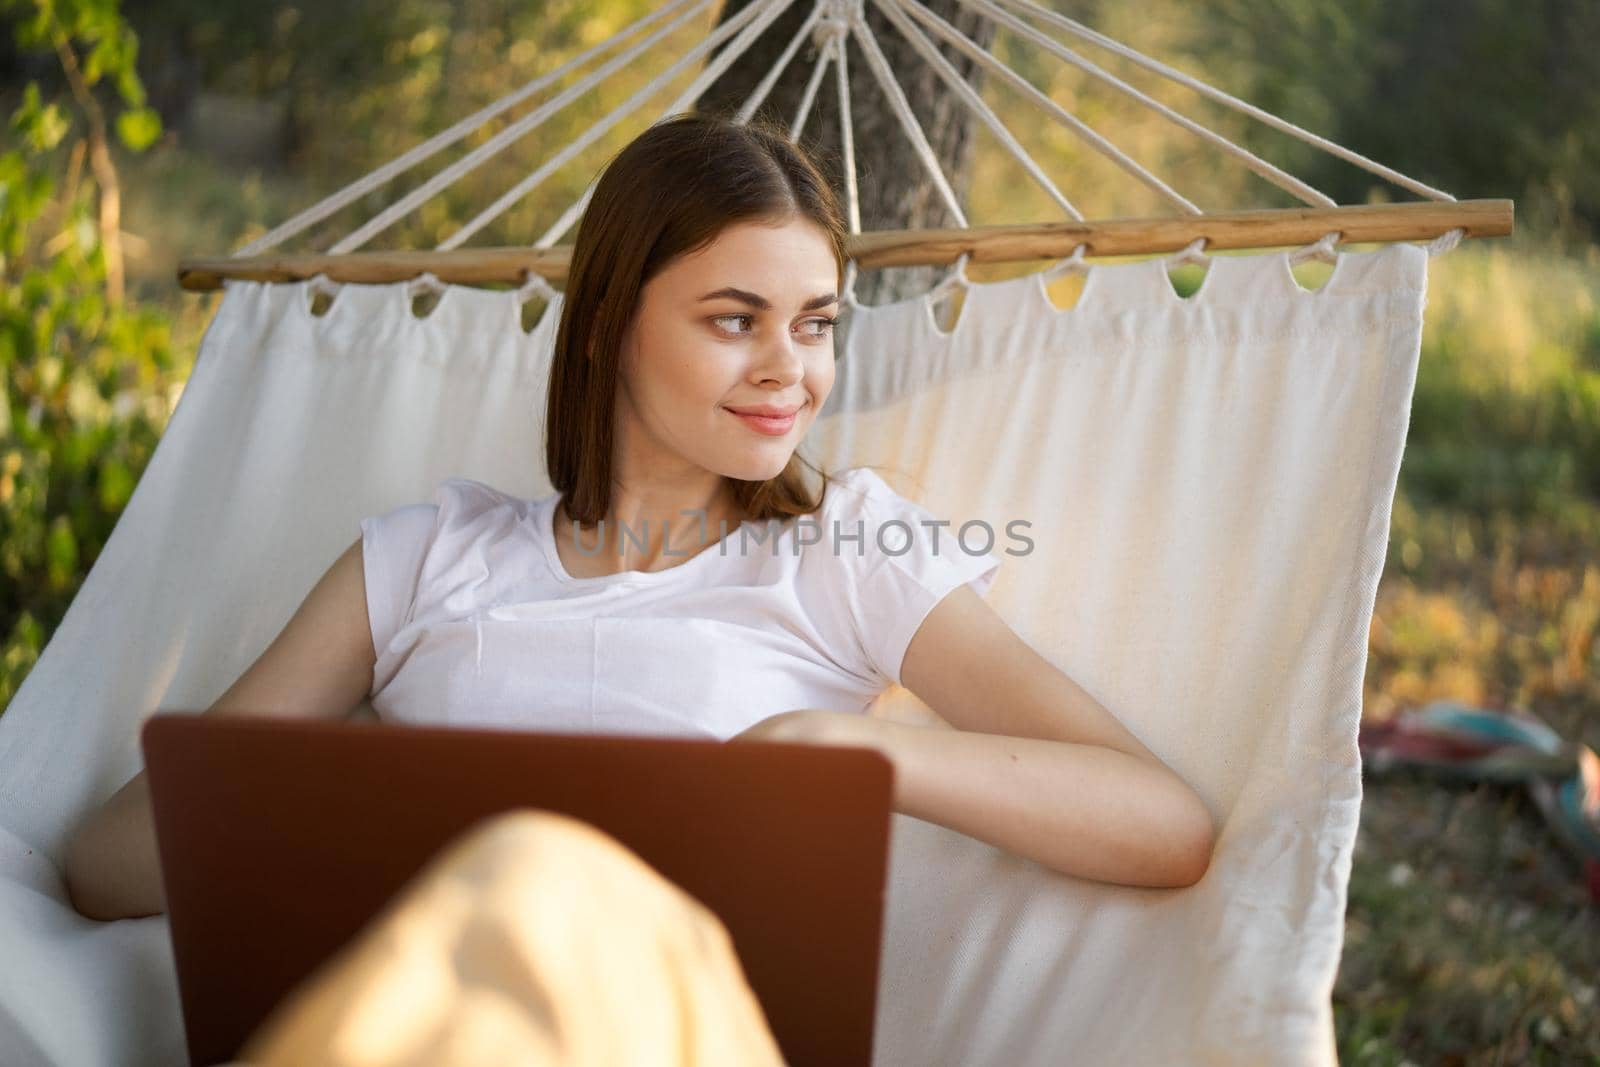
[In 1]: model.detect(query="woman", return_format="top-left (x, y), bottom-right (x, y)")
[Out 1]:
top-left (63, 113), bottom-right (1215, 927)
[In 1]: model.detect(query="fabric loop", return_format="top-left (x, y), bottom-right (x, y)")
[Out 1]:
top-left (1165, 237), bottom-right (1211, 269)
top-left (1426, 226), bottom-right (1466, 257)
top-left (516, 270), bottom-right (559, 304)
top-left (1288, 231), bottom-right (1344, 267)
top-left (927, 251), bottom-right (972, 304)
top-left (306, 272), bottom-right (343, 300)
top-left (1041, 243), bottom-right (1091, 282)
top-left (840, 259), bottom-right (860, 309)
top-left (407, 271), bottom-right (447, 300)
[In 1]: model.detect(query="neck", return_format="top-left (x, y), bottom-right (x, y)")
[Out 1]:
top-left (554, 484), bottom-right (747, 575)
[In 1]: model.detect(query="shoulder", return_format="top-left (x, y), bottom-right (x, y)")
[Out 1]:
top-left (359, 477), bottom-right (533, 558)
top-left (829, 465), bottom-right (892, 493)
top-left (361, 477), bottom-right (528, 577)
top-left (812, 465), bottom-right (991, 579)
top-left (424, 476), bottom-right (545, 537)
top-left (800, 467), bottom-right (1004, 688)
top-left (415, 474), bottom-right (552, 566)
top-left (432, 475), bottom-right (529, 515)
top-left (818, 465), bottom-right (953, 538)
top-left (819, 465), bottom-right (900, 518)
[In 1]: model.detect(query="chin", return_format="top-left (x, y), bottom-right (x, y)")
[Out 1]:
top-left (721, 451), bottom-right (793, 483)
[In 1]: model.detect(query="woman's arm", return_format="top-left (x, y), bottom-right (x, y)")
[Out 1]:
top-left (829, 714), bottom-right (1212, 888)
top-left (783, 583), bottom-right (1215, 888)
top-left (63, 537), bottom-right (378, 921)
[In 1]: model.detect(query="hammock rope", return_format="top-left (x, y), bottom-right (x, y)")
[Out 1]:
top-left (232, 0), bottom-right (709, 259)
top-left (993, 0), bottom-right (1460, 203)
top-left (201, 0), bottom-right (1490, 295)
top-left (453, 0), bottom-right (807, 252)
top-left (826, 16), bottom-right (861, 234)
top-left (952, 0), bottom-right (1334, 209)
top-left (883, 0), bottom-right (1199, 216)
top-left (353, 0), bottom-right (767, 255)
top-left (786, 10), bottom-right (836, 136)
top-left (818, 20), bottom-right (867, 308)
top-left (521, 0), bottom-right (848, 259)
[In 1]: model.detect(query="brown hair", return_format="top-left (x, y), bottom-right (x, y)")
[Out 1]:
top-left (544, 112), bottom-right (849, 528)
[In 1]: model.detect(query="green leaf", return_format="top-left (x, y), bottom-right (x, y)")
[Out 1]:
top-left (115, 66), bottom-right (146, 109)
top-left (98, 454), bottom-right (133, 511)
top-left (45, 515), bottom-right (79, 591)
top-left (10, 83), bottom-right (72, 154)
top-left (114, 106), bottom-right (161, 152)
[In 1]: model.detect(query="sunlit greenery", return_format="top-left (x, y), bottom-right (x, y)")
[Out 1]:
top-left (1, 0), bottom-right (185, 709)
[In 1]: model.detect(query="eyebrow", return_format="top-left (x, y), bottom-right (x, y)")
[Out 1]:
top-left (698, 286), bottom-right (838, 311)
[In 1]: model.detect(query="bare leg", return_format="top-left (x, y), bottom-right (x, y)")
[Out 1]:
top-left (235, 810), bottom-right (787, 1067)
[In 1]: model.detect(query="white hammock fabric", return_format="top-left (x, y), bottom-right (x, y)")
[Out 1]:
top-left (0, 240), bottom-right (1428, 1065)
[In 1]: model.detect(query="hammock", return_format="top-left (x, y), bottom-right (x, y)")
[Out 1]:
top-left (0, 0), bottom-right (1505, 1064)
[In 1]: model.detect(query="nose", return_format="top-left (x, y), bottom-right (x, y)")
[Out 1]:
top-left (752, 334), bottom-right (807, 388)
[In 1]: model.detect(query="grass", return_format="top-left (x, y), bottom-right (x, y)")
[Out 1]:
top-left (1335, 233), bottom-right (1600, 1061)
top-left (1340, 772), bottom-right (1599, 1065)
top-left (1338, 484), bottom-right (1600, 1062)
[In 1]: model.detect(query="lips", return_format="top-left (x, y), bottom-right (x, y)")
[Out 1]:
top-left (725, 403), bottom-right (803, 417)
top-left (726, 404), bottom-right (802, 436)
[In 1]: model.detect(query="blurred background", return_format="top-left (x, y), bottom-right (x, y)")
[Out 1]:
top-left (2, 0), bottom-right (1596, 1061)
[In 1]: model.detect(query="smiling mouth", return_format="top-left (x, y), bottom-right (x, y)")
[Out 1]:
top-left (724, 403), bottom-right (804, 418)
top-left (726, 406), bottom-right (802, 434)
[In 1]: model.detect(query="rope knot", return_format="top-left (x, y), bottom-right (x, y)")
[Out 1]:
top-left (811, 0), bottom-right (858, 49)
top-left (811, 16), bottom-right (848, 49)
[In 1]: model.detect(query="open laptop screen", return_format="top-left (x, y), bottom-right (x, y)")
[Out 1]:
top-left (142, 713), bottom-right (894, 1067)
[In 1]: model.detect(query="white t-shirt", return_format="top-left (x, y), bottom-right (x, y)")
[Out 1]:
top-left (358, 466), bottom-right (1002, 741)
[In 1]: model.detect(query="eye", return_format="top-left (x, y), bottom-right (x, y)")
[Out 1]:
top-left (711, 314), bottom-right (838, 339)
top-left (712, 314), bottom-right (754, 335)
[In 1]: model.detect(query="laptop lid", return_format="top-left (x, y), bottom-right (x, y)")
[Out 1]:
top-left (141, 712), bottom-right (895, 1067)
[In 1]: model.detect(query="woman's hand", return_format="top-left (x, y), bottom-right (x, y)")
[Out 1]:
top-left (725, 709), bottom-right (884, 752)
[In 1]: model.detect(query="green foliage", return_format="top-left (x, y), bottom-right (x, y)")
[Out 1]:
top-left (6, 0), bottom-right (152, 110)
top-left (114, 106), bottom-right (160, 150)
top-left (110, 0), bottom-right (670, 251)
top-left (1189, 0), bottom-right (1600, 247)
top-left (1402, 240), bottom-right (1600, 515)
top-left (0, 0), bottom-right (181, 715)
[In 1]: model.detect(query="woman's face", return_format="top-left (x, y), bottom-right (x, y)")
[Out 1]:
top-left (613, 217), bottom-right (840, 486)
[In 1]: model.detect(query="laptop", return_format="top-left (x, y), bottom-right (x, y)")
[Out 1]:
top-left (141, 712), bottom-right (896, 1067)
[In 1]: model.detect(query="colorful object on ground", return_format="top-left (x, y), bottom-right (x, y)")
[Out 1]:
top-left (1358, 699), bottom-right (1600, 904)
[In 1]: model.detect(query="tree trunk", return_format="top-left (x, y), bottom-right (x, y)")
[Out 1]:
top-left (692, 0), bottom-right (995, 309)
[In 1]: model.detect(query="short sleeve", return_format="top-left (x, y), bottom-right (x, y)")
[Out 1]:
top-left (359, 501), bottom-right (440, 665)
top-left (823, 467), bottom-right (1002, 689)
